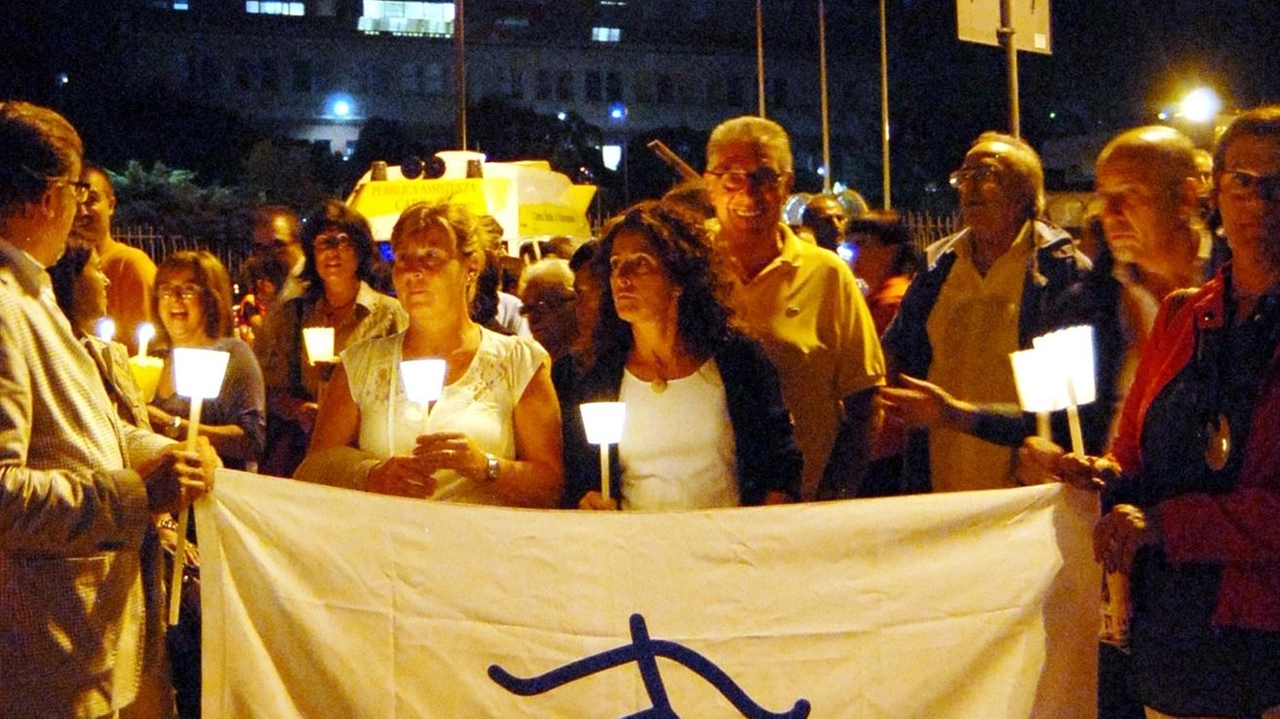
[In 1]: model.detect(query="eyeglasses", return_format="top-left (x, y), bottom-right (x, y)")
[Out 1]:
top-left (706, 167), bottom-right (785, 192)
top-left (948, 164), bottom-right (1000, 189)
top-left (519, 293), bottom-right (577, 316)
top-left (51, 177), bottom-right (91, 203)
top-left (315, 233), bottom-right (355, 252)
top-left (1218, 169), bottom-right (1280, 202)
top-left (157, 283), bottom-right (204, 301)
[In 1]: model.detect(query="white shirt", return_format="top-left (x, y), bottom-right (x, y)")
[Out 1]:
top-left (617, 359), bottom-right (739, 511)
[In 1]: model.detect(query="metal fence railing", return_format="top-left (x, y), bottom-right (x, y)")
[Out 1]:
top-left (901, 211), bottom-right (960, 255)
top-left (114, 225), bottom-right (252, 286)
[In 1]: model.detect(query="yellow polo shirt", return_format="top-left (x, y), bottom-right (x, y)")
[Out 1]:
top-left (728, 224), bottom-right (886, 500)
top-left (925, 227), bottom-right (1033, 492)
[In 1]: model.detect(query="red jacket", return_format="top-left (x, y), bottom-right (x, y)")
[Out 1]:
top-left (1113, 271), bottom-right (1280, 630)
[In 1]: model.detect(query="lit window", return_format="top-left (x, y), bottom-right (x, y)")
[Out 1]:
top-left (360, 1), bottom-right (454, 37)
top-left (591, 27), bottom-right (621, 43)
top-left (246, 1), bottom-right (306, 15)
top-left (599, 1), bottom-right (627, 6)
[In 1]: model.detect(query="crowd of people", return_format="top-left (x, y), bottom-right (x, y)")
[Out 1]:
top-left (1, 96), bottom-right (1278, 719)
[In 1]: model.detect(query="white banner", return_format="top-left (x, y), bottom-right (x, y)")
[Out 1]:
top-left (196, 471), bottom-right (1099, 718)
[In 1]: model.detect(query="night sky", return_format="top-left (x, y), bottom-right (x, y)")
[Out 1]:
top-left (2, 0), bottom-right (1278, 204)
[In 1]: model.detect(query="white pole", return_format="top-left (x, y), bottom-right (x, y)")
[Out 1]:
top-left (879, 0), bottom-right (892, 209)
top-left (755, 0), bottom-right (766, 117)
top-left (168, 395), bottom-right (203, 626)
top-left (818, 0), bottom-right (832, 193)
top-left (599, 444), bottom-right (611, 501)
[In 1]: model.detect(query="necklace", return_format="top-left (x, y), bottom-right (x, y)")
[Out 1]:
top-left (322, 295), bottom-right (357, 324)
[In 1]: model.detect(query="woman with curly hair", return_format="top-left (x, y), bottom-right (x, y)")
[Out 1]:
top-left (562, 200), bottom-right (801, 510)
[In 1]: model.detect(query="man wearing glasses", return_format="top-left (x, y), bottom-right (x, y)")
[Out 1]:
top-left (70, 165), bottom-right (157, 355)
top-left (703, 115), bottom-right (885, 501)
top-left (880, 132), bottom-right (1091, 495)
top-left (0, 101), bottom-right (219, 718)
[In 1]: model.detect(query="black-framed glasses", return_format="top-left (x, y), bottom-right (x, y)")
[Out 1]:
top-left (518, 293), bottom-right (577, 316)
top-left (948, 164), bottom-right (1000, 189)
top-left (706, 167), bottom-right (785, 192)
top-left (1219, 169), bottom-right (1280, 202)
top-left (315, 233), bottom-right (355, 252)
top-left (157, 283), bottom-right (205, 301)
top-left (51, 177), bottom-right (91, 203)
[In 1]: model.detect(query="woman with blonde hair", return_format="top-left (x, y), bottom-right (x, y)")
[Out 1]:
top-left (297, 200), bottom-right (562, 507)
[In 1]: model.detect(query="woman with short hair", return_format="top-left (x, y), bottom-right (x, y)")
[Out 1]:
top-left (297, 200), bottom-right (563, 508)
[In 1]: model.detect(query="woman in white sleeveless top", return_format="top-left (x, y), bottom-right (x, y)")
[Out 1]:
top-left (562, 201), bottom-right (801, 511)
top-left (296, 201), bottom-right (563, 508)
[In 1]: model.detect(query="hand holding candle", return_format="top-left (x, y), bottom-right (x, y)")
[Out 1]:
top-left (167, 347), bottom-right (231, 626)
top-left (579, 402), bottom-right (626, 501)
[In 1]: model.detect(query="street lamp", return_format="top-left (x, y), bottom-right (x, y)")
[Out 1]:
top-left (1178, 87), bottom-right (1221, 124)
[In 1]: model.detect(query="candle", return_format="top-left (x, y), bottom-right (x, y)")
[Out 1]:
top-left (401, 358), bottom-right (447, 435)
top-left (579, 402), bottom-right (626, 501)
top-left (302, 326), bottom-right (336, 365)
top-left (1033, 326), bottom-right (1096, 455)
top-left (135, 321), bottom-right (155, 359)
top-left (128, 356), bottom-right (164, 403)
top-left (167, 347), bottom-right (231, 626)
top-left (94, 317), bottom-right (116, 342)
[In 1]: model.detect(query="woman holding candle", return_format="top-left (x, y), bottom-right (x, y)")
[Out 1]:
top-left (1038, 107), bottom-right (1280, 719)
top-left (297, 200), bottom-right (563, 508)
top-left (148, 250), bottom-right (266, 471)
top-left (49, 242), bottom-right (151, 429)
top-left (256, 199), bottom-right (405, 477)
top-left (562, 200), bottom-right (802, 510)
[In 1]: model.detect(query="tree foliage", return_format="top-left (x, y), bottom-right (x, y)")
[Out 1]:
top-left (109, 160), bottom-right (254, 244)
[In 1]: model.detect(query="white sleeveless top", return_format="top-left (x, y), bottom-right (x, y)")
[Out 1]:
top-left (341, 327), bottom-right (547, 504)
top-left (617, 359), bottom-right (739, 511)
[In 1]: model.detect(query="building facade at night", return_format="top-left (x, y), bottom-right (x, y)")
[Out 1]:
top-left (122, 0), bottom-right (879, 180)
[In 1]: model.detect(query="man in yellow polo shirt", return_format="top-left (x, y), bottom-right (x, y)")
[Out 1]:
top-left (704, 116), bottom-right (886, 501)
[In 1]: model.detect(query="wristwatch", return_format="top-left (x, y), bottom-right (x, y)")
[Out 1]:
top-left (163, 415), bottom-right (182, 439)
top-left (484, 453), bottom-right (500, 483)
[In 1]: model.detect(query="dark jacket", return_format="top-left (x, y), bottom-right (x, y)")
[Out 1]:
top-left (560, 330), bottom-right (803, 508)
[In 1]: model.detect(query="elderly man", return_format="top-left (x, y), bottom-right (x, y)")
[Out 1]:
top-left (518, 257), bottom-right (578, 363)
top-left (703, 116), bottom-right (885, 501)
top-left (0, 101), bottom-right (218, 719)
top-left (1094, 126), bottom-right (1226, 426)
top-left (913, 128), bottom-right (1224, 492)
top-left (70, 165), bottom-right (156, 354)
top-left (880, 132), bottom-right (1091, 494)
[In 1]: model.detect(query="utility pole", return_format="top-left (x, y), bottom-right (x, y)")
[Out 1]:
top-left (455, 0), bottom-right (467, 149)
top-left (998, 0), bottom-right (1021, 138)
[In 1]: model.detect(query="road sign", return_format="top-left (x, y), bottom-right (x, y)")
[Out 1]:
top-left (957, 0), bottom-right (1052, 55)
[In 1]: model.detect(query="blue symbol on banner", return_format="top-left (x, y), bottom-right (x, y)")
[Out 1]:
top-left (488, 613), bottom-right (811, 719)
